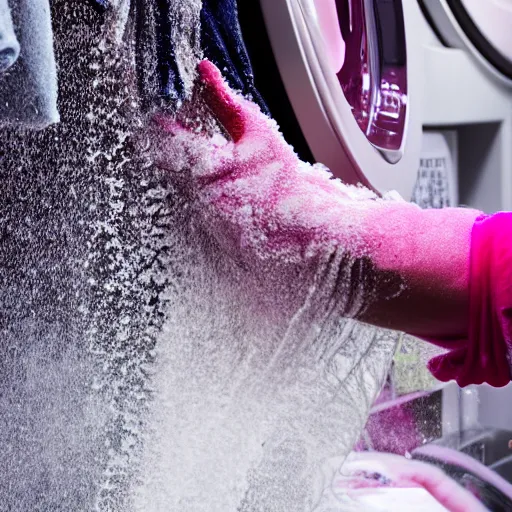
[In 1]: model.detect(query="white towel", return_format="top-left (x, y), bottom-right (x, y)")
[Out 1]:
top-left (0, 0), bottom-right (19, 72)
top-left (0, 0), bottom-right (59, 129)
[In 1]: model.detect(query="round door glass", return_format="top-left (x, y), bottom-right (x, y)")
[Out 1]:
top-left (334, 0), bottom-right (408, 160)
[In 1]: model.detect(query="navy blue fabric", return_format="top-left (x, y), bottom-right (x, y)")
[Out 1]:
top-left (87, 0), bottom-right (268, 112)
top-left (153, 0), bottom-right (185, 102)
top-left (88, 0), bottom-right (185, 104)
top-left (201, 0), bottom-right (270, 115)
top-left (89, 0), bottom-right (110, 14)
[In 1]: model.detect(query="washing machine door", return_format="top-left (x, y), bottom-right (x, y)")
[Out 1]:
top-left (258, 0), bottom-right (423, 200)
top-left (421, 0), bottom-right (512, 85)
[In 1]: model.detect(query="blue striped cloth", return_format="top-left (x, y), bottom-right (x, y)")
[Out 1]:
top-left (200, 0), bottom-right (269, 115)
top-left (87, 0), bottom-right (269, 113)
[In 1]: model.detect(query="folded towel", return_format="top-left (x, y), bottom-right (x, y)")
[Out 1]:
top-left (0, 0), bottom-right (59, 129)
top-left (0, 0), bottom-right (19, 73)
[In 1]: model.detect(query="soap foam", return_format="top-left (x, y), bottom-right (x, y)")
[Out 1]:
top-left (0, 4), bottom-right (401, 511)
top-left (134, 80), bottom-right (403, 509)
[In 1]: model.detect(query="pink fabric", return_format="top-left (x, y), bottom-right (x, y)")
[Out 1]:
top-left (366, 204), bottom-right (477, 339)
top-left (355, 385), bottom-right (422, 456)
top-left (428, 213), bottom-right (512, 388)
top-left (339, 452), bottom-right (488, 512)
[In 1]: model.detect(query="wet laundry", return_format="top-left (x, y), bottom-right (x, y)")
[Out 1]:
top-left (87, 0), bottom-right (267, 114)
top-left (88, 0), bottom-right (110, 13)
top-left (130, 0), bottom-right (201, 110)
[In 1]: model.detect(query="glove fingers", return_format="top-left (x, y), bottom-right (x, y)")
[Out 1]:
top-left (197, 59), bottom-right (246, 143)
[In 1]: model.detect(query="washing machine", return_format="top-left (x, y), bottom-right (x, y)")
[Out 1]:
top-left (237, 0), bottom-right (423, 200)
top-left (420, 0), bottom-right (512, 86)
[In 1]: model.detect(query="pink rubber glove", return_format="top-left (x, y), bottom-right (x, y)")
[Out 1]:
top-left (428, 213), bottom-right (512, 387)
top-left (153, 60), bottom-right (511, 387)
top-left (154, 60), bottom-right (409, 319)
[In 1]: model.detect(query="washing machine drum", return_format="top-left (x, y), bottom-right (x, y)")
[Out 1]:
top-left (239, 0), bottom-right (422, 200)
top-left (422, 0), bottom-right (512, 84)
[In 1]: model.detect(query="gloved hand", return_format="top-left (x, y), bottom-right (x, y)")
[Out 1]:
top-left (153, 59), bottom-right (407, 319)
top-left (153, 60), bottom-right (506, 387)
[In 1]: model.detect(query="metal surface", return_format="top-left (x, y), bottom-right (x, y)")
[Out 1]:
top-left (420, 0), bottom-right (512, 85)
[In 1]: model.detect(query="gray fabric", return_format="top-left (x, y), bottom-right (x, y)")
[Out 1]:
top-left (0, 0), bottom-right (58, 129)
top-left (0, 0), bottom-right (19, 72)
